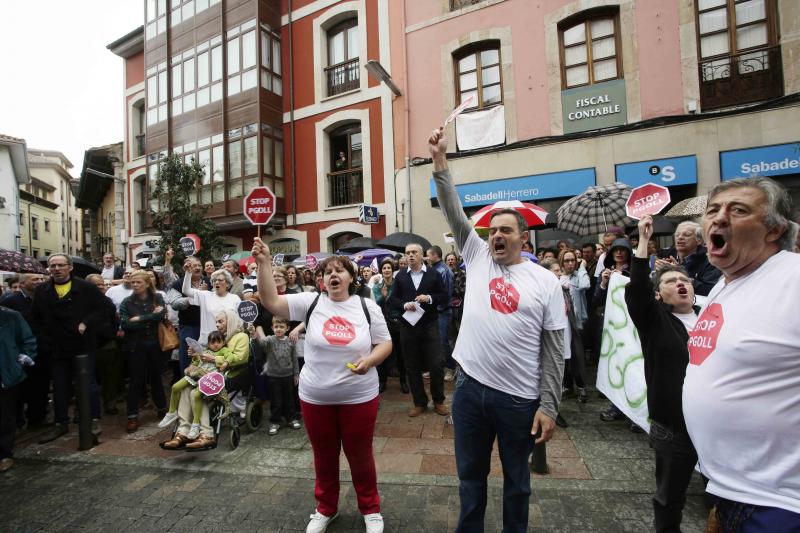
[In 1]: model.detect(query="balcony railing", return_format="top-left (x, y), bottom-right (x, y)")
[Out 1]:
top-left (135, 134), bottom-right (146, 158)
top-left (698, 46), bottom-right (783, 110)
top-left (324, 58), bottom-right (360, 97)
top-left (450, 0), bottom-right (483, 9)
top-left (327, 169), bottom-right (363, 207)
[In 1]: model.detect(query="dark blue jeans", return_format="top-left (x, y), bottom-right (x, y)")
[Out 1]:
top-left (52, 354), bottom-right (101, 425)
top-left (452, 370), bottom-right (539, 533)
top-left (178, 324), bottom-right (200, 372)
top-left (125, 339), bottom-right (167, 418)
top-left (438, 308), bottom-right (455, 369)
top-left (715, 497), bottom-right (800, 532)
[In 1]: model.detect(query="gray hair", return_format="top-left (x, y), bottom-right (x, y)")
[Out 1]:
top-left (676, 221), bottom-right (703, 245)
top-left (210, 268), bottom-right (233, 289)
top-left (707, 177), bottom-right (798, 252)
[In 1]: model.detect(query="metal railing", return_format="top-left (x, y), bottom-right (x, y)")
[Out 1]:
top-left (698, 46), bottom-right (783, 110)
top-left (324, 58), bottom-right (360, 96)
top-left (327, 169), bottom-right (363, 207)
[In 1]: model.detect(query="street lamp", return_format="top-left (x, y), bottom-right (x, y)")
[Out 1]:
top-left (364, 60), bottom-right (402, 96)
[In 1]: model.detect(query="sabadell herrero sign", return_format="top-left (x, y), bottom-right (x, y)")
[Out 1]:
top-left (562, 79), bottom-right (628, 134)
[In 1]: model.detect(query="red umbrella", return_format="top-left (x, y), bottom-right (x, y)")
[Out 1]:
top-left (470, 201), bottom-right (549, 229)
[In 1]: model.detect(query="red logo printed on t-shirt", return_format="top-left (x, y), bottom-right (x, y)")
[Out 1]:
top-left (687, 303), bottom-right (724, 366)
top-left (489, 277), bottom-right (519, 314)
top-left (322, 316), bottom-right (356, 346)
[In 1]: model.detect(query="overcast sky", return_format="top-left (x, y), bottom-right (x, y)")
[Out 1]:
top-left (0, 0), bottom-right (143, 174)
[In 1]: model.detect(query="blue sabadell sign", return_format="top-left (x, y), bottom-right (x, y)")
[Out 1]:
top-left (615, 155), bottom-right (697, 188)
top-left (720, 142), bottom-right (800, 180)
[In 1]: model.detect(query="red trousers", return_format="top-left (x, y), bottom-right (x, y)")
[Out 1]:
top-left (301, 397), bottom-right (381, 516)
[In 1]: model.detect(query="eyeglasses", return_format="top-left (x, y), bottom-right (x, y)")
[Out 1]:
top-left (49, 263), bottom-right (69, 268)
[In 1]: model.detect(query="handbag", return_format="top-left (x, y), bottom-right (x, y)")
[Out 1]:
top-left (158, 320), bottom-right (180, 351)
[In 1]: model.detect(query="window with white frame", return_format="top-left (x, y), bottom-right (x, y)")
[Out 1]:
top-left (146, 0), bottom-right (167, 40)
top-left (325, 19), bottom-right (360, 96)
top-left (170, 35), bottom-right (224, 118)
top-left (227, 20), bottom-right (258, 97)
top-left (261, 24), bottom-right (282, 95)
top-left (170, 0), bottom-right (219, 28)
top-left (146, 62), bottom-right (168, 126)
top-left (262, 124), bottom-right (284, 198)
top-left (559, 11), bottom-right (621, 89)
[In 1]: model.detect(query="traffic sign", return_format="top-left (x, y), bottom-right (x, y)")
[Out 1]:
top-left (243, 186), bottom-right (276, 226)
top-left (359, 204), bottom-right (379, 224)
top-left (237, 300), bottom-right (259, 324)
top-left (179, 234), bottom-right (200, 256)
top-left (626, 183), bottom-right (671, 220)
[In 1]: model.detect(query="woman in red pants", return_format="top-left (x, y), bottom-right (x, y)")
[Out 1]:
top-left (253, 238), bottom-right (392, 533)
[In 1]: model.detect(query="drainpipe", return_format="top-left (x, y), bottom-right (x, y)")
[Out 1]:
top-left (289, 0), bottom-right (297, 227)
top-left (401, 0), bottom-right (411, 232)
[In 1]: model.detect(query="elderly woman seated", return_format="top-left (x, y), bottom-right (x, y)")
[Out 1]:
top-left (160, 309), bottom-right (250, 450)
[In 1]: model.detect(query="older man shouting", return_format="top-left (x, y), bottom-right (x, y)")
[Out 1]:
top-left (683, 177), bottom-right (800, 530)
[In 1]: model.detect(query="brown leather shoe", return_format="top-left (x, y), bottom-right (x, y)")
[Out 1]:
top-left (433, 403), bottom-right (450, 416)
top-left (408, 405), bottom-right (427, 417)
top-left (160, 434), bottom-right (189, 450)
top-left (126, 418), bottom-right (139, 433)
top-left (185, 435), bottom-right (216, 450)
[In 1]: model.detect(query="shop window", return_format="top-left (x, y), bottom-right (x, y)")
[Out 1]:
top-left (327, 124), bottom-right (363, 207)
top-left (326, 19), bottom-right (360, 96)
top-left (454, 41), bottom-right (502, 111)
top-left (696, 0), bottom-right (782, 110)
top-left (559, 10), bottom-right (621, 89)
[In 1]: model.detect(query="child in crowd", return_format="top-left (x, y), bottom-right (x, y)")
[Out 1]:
top-left (158, 330), bottom-right (231, 438)
top-left (255, 316), bottom-right (300, 435)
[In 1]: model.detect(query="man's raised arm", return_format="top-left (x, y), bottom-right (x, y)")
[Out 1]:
top-left (428, 128), bottom-right (473, 251)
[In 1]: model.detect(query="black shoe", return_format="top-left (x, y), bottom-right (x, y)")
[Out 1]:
top-left (555, 414), bottom-right (569, 428)
top-left (38, 424), bottom-right (68, 444)
top-left (600, 407), bottom-right (625, 422)
top-left (578, 388), bottom-right (589, 403)
top-left (629, 422), bottom-right (644, 433)
top-left (378, 381), bottom-right (387, 394)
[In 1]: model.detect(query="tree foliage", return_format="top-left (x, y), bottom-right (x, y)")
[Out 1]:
top-left (149, 154), bottom-right (224, 267)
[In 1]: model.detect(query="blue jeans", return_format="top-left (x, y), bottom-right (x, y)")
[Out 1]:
top-left (452, 370), bottom-right (539, 533)
top-left (715, 497), bottom-right (800, 532)
top-left (178, 324), bottom-right (200, 372)
top-left (438, 308), bottom-right (455, 369)
top-left (52, 354), bottom-right (102, 425)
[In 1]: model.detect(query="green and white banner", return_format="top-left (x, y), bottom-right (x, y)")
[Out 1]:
top-left (596, 273), bottom-right (650, 432)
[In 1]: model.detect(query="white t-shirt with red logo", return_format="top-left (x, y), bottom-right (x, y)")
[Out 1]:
top-left (454, 231), bottom-right (566, 399)
top-left (287, 292), bottom-right (391, 405)
top-left (683, 251), bottom-right (800, 513)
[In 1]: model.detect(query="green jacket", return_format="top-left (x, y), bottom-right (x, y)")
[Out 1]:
top-left (0, 307), bottom-right (37, 389)
top-left (215, 331), bottom-right (250, 378)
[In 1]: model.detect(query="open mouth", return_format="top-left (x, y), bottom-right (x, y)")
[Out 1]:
top-left (708, 232), bottom-right (727, 254)
top-left (328, 279), bottom-right (341, 288)
top-left (677, 287), bottom-right (688, 295)
top-left (493, 242), bottom-right (506, 254)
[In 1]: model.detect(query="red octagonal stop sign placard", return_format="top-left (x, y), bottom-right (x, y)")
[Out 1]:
top-left (489, 277), bottom-right (520, 314)
top-left (688, 303), bottom-right (724, 366)
top-left (243, 186), bottom-right (276, 226)
top-left (322, 316), bottom-right (356, 346)
top-left (626, 183), bottom-right (671, 220)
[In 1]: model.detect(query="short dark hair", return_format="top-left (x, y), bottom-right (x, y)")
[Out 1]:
top-left (272, 316), bottom-right (289, 327)
top-left (427, 245), bottom-right (443, 260)
top-left (379, 257), bottom-right (396, 271)
top-left (653, 264), bottom-right (689, 290)
top-left (207, 330), bottom-right (226, 345)
top-left (543, 247), bottom-right (558, 257)
top-left (489, 208), bottom-right (528, 233)
top-left (318, 255), bottom-right (358, 296)
top-left (581, 242), bottom-right (596, 250)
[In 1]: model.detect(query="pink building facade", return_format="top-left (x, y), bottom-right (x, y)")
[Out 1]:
top-left (389, 0), bottom-right (800, 247)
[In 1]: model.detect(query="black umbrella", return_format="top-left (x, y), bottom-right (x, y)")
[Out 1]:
top-left (38, 255), bottom-right (101, 279)
top-left (0, 249), bottom-right (47, 274)
top-left (532, 212), bottom-right (558, 230)
top-left (625, 216), bottom-right (677, 237)
top-left (337, 237), bottom-right (377, 253)
top-left (376, 232), bottom-right (433, 253)
top-left (534, 228), bottom-right (582, 248)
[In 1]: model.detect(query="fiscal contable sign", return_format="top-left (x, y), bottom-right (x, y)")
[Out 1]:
top-left (237, 300), bottom-right (259, 324)
top-left (359, 204), bottom-right (379, 224)
top-left (625, 183), bottom-right (670, 220)
top-left (198, 371), bottom-right (225, 397)
top-left (243, 186), bottom-right (276, 226)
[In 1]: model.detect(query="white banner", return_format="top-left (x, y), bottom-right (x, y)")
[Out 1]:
top-left (596, 273), bottom-right (650, 432)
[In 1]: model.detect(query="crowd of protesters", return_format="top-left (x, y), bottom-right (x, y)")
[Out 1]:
top-left (1, 162), bottom-right (799, 532)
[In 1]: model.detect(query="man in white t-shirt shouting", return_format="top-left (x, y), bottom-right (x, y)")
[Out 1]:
top-left (428, 128), bottom-right (566, 533)
top-left (683, 177), bottom-right (800, 529)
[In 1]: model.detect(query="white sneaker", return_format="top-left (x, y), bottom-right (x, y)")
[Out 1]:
top-left (364, 513), bottom-right (384, 533)
top-left (187, 423), bottom-right (200, 439)
top-left (306, 511), bottom-right (337, 533)
top-left (157, 411), bottom-right (179, 428)
top-left (289, 419), bottom-right (302, 430)
top-left (268, 423), bottom-right (280, 436)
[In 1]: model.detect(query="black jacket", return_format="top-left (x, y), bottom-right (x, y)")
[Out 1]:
top-left (679, 247), bottom-right (721, 296)
top-left (388, 266), bottom-right (447, 327)
top-left (624, 257), bottom-right (697, 433)
top-left (31, 276), bottom-right (109, 358)
top-left (119, 292), bottom-right (166, 349)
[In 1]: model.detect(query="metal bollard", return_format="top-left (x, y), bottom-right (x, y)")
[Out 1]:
top-left (75, 354), bottom-right (94, 451)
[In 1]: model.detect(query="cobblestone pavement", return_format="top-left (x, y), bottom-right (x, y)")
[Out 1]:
top-left (2, 372), bottom-right (710, 532)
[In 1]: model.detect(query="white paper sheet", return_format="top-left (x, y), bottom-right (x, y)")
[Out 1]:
top-left (402, 303), bottom-right (425, 326)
